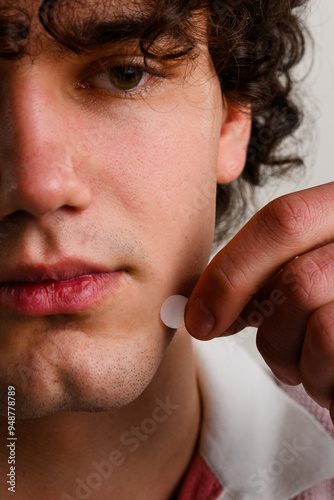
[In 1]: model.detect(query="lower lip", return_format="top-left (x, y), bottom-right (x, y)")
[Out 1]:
top-left (0, 272), bottom-right (123, 316)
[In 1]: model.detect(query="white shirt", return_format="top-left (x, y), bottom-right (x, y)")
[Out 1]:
top-left (192, 338), bottom-right (334, 500)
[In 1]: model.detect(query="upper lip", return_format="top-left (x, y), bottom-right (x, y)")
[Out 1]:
top-left (0, 261), bottom-right (120, 284)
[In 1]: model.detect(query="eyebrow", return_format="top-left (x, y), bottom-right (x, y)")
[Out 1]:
top-left (39, 6), bottom-right (194, 58)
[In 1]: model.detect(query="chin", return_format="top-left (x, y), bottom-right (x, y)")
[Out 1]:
top-left (0, 328), bottom-right (173, 420)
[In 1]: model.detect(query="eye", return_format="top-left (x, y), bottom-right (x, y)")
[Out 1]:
top-left (78, 65), bottom-right (151, 92)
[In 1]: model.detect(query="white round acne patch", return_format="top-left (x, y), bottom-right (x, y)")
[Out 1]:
top-left (160, 295), bottom-right (188, 329)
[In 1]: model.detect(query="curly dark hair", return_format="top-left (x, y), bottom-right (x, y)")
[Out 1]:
top-left (0, 0), bottom-right (308, 245)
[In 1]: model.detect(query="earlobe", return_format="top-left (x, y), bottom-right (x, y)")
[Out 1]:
top-left (216, 106), bottom-right (252, 184)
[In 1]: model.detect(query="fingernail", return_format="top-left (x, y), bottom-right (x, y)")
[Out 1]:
top-left (186, 297), bottom-right (215, 338)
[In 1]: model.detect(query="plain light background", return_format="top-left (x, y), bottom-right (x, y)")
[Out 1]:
top-left (229, 0), bottom-right (334, 364)
top-left (250, 0), bottom-right (334, 205)
top-left (305, 0), bottom-right (334, 187)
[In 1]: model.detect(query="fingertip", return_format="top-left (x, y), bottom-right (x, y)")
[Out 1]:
top-left (185, 296), bottom-right (216, 340)
top-left (272, 371), bottom-right (302, 386)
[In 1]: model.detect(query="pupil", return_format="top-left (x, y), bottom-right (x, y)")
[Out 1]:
top-left (111, 67), bottom-right (143, 90)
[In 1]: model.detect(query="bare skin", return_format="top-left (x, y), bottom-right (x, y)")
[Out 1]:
top-left (185, 182), bottom-right (334, 424)
top-left (0, 2), bottom-right (250, 498)
top-left (0, 332), bottom-right (200, 500)
top-left (2, 1), bottom-right (332, 499)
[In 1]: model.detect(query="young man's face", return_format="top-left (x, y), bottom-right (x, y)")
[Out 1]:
top-left (0, 1), bottom-right (244, 417)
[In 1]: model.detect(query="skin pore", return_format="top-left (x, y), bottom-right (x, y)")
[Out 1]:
top-left (0, 1), bottom-right (251, 498)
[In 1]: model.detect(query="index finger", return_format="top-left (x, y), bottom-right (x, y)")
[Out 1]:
top-left (184, 182), bottom-right (334, 339)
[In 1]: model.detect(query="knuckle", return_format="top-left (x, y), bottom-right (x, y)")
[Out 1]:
top-left (283, 255), bottom-right (330, 310)
top-left (261, 195), bottom-right (313, 245)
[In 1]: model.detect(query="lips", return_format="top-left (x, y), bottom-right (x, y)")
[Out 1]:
top-left (0, 262), bottom-right (125, 316)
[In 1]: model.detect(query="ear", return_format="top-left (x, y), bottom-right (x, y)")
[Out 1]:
top-left (216, 106), bottom-right (252, 184)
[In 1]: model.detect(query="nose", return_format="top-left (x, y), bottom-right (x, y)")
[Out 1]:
top-left (0, 69), bottom-right (91, 219)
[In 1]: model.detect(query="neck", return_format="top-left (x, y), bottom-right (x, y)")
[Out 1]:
top-left (0, 330), bottom-right (201, 500)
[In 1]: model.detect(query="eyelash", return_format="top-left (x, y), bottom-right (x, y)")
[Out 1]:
top-left (77, 61), bottom-right (171, 99)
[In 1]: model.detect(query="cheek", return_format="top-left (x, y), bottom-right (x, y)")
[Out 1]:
top-left (76, 81), bottom-right (223, 293)
top-left (91, 108), bottom-right (220, 246)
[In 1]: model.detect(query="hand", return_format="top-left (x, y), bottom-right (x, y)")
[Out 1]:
top-left (185, 182), bottom-right (334, 423)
